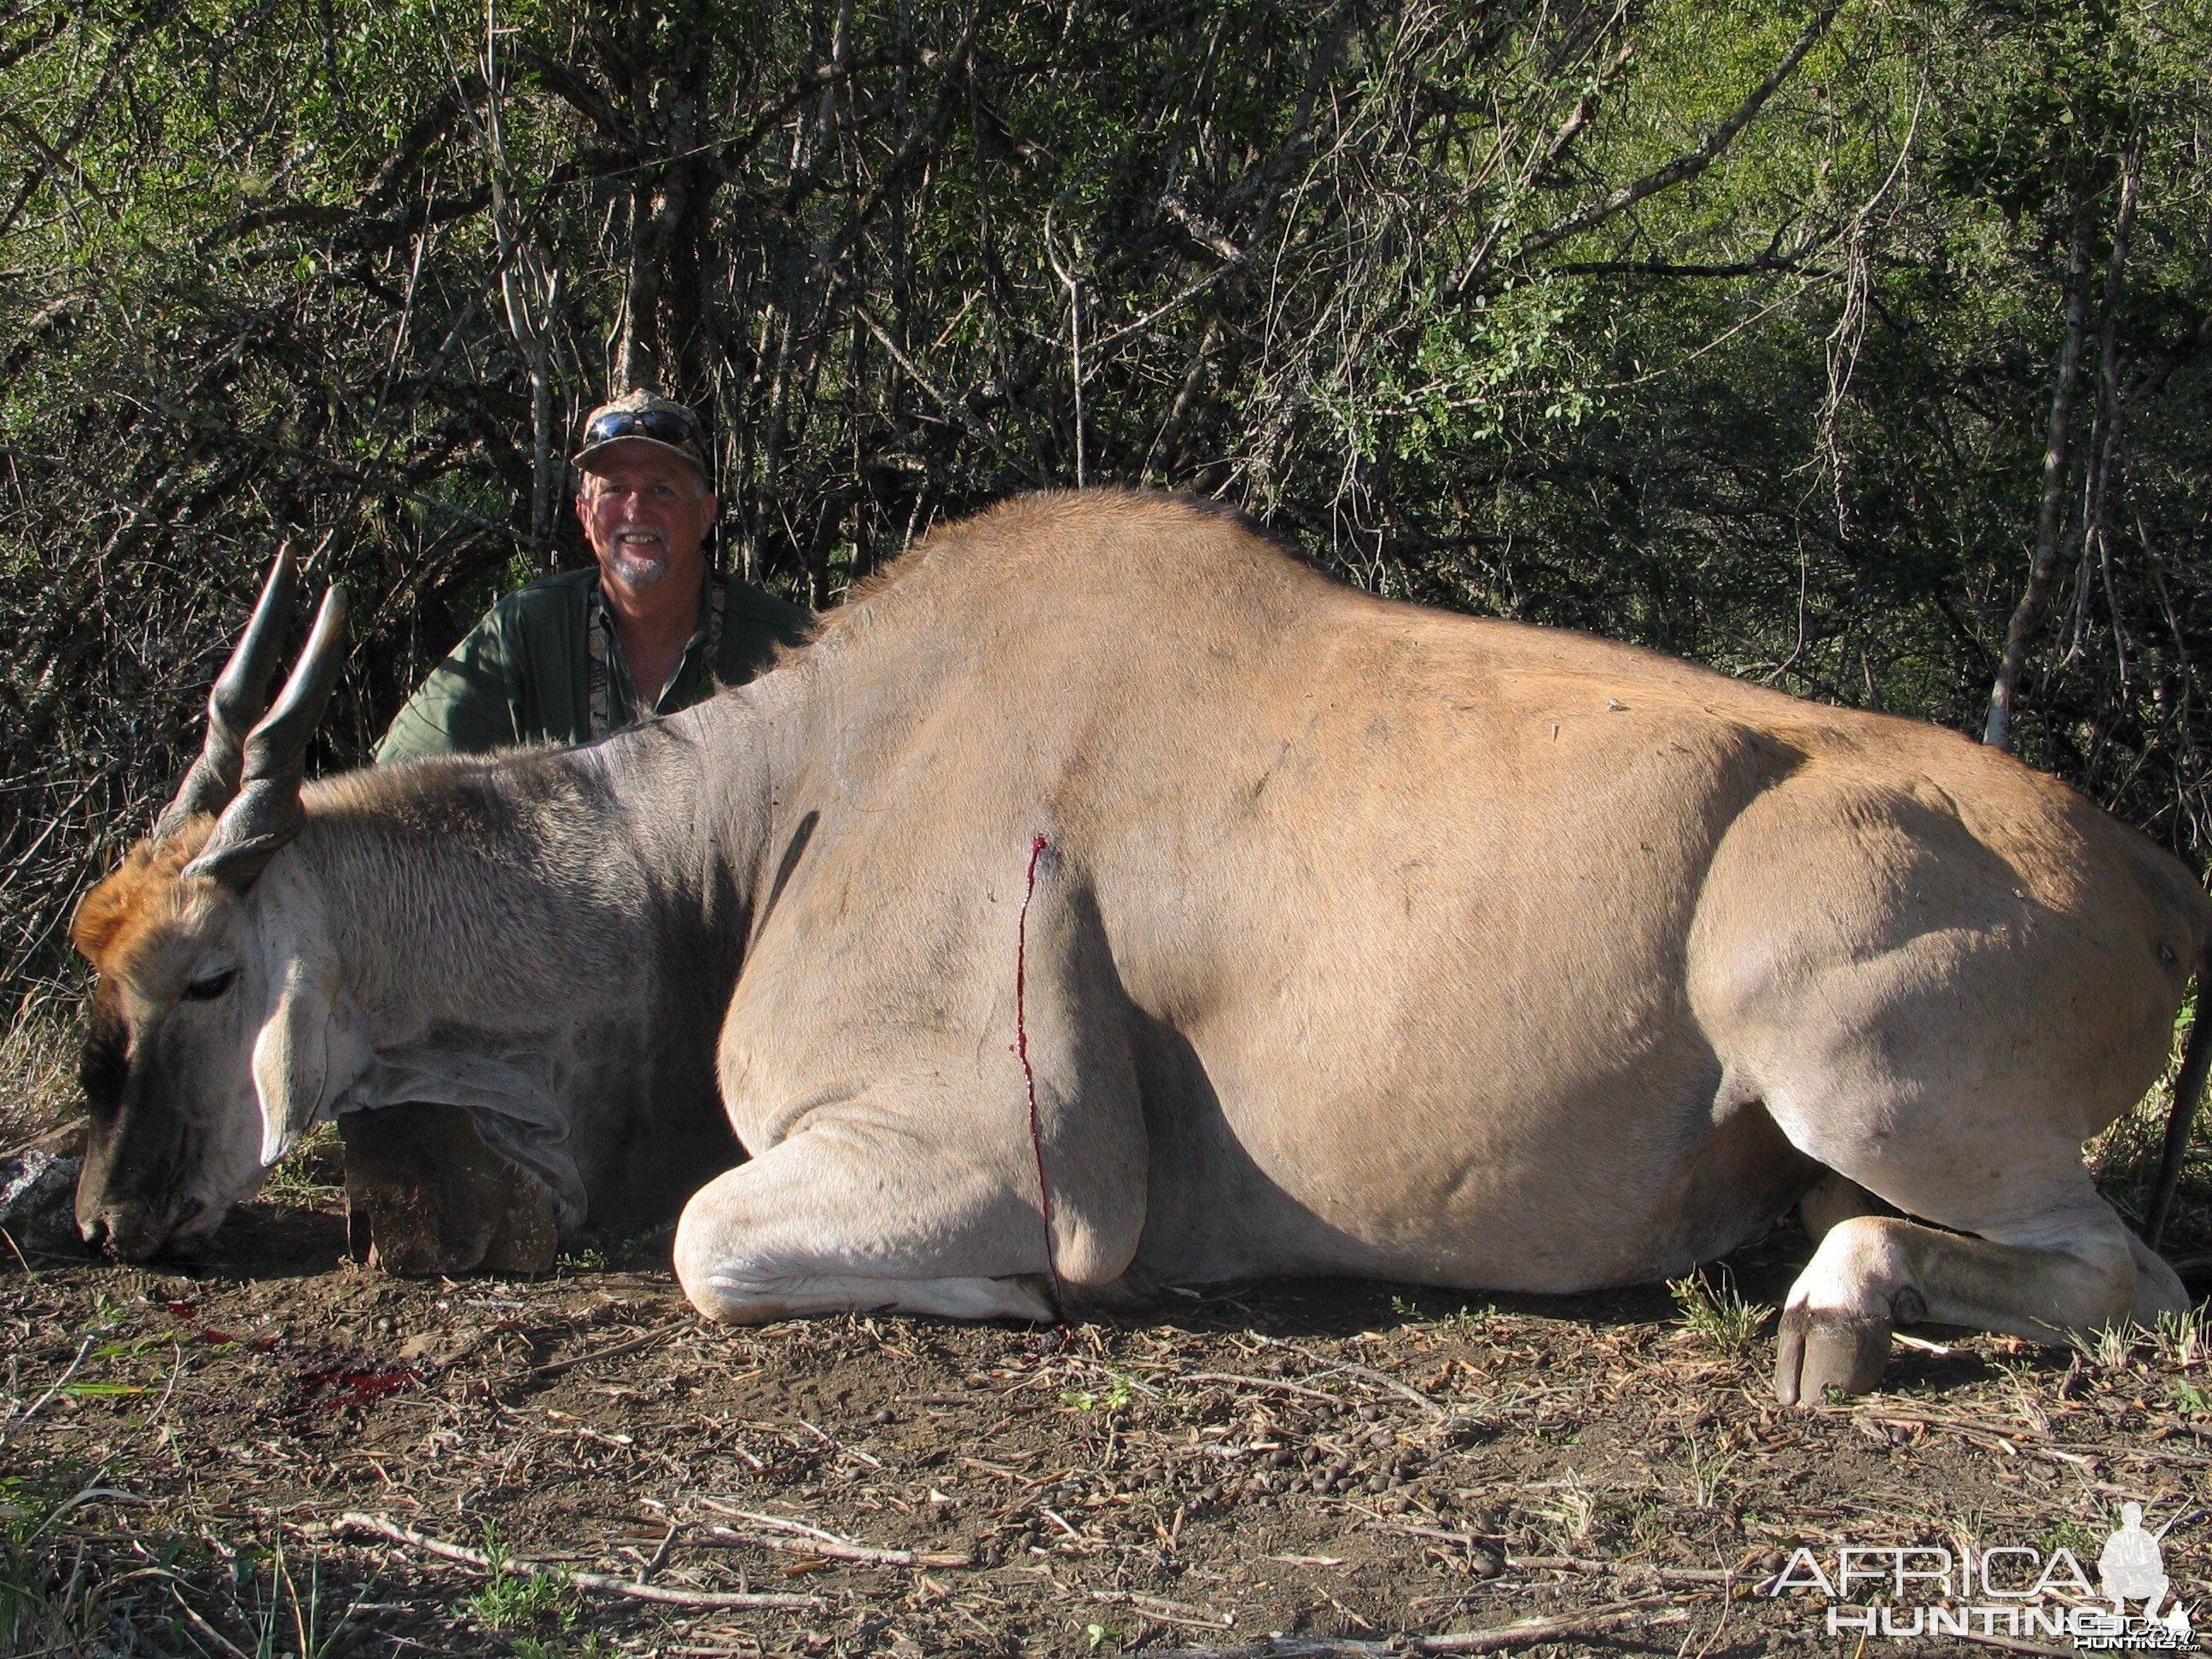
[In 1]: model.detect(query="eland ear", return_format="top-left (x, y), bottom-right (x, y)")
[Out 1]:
top-left (248, 953), bottom-right (357, 1167)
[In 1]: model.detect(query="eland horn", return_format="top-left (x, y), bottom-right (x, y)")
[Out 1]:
top-left (152, 549), bottom-right (301, 841)
top-left (182, 580), bottom-right (349, 892)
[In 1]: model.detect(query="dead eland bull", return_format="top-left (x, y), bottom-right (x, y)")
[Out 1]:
top-left (70, 490), bottom-right (2212, 1405)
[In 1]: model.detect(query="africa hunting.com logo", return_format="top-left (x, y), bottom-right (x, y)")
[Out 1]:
top-left (1764, 1502), bottom-right (2197, 1650)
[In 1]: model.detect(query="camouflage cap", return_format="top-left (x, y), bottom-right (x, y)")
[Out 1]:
top-left (572, 390), bottom-right (712, 483)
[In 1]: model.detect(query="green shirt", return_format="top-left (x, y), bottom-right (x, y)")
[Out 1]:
top-left (375, 567), bottom-right (812, 763)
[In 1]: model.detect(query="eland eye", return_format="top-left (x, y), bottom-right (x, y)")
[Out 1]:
top-left (182, 968), bottom-right (236, 1002)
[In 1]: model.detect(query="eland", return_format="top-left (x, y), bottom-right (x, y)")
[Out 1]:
top-left (70, 490), bottom-right (2212, 1404)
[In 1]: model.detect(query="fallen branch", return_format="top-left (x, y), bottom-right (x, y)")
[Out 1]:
top-left (696, 1504), bottom-right (969, 1569)
top-left (1132, 1595), bottom-right (1683, 1656)
top-left (1091, 1586), bottom-right (1235, 1631)
top-left (531, 1322), bottom-right (683, 1377)
top-left (335, 1512), bottom-right (819, 1610)
top-left (1167, 1371), bottom-right (1348, 1406)
top-left (1254, 1337), bottom-right (1447, 1421)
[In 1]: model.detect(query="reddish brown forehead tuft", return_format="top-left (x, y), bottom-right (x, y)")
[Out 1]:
top-left (73, 818), bottom-right (217, 977)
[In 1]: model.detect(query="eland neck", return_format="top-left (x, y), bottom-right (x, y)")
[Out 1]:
top-left (281, 684), bottom-right (785, 1092)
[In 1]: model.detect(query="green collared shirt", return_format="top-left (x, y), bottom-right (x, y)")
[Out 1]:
top-left (375, 567), bottom-right (812, 763)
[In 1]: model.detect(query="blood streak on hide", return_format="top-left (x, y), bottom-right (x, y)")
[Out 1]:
top-left (1015, 833), bottom-right (1065, 1318)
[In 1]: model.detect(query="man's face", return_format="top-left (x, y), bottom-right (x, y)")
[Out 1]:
top-left (574, 443), bottom-right (717, 597)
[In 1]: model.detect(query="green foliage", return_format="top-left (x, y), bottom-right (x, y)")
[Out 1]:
top-left (0, 1473), bottom-right (358, 1659)
top-left (466, 1569), bottom-right (578, 1636)
top-left (235, 1534), bottom-right (361, 1659)
top-left (512, 1634), bottom-right (613, 1659)
top-left (1389, 1294), bottom-right (1495, 1333)
top-left (468, 1528), bottom-right (579, 1634)
top-left (1668, 1268), bottom-right (1772, 1359)
top-left (1061, 1370), bottom-right (1136, 1413)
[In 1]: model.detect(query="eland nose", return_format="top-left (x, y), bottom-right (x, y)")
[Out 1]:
top-left (83, 1202), bottom-right (159, 1261)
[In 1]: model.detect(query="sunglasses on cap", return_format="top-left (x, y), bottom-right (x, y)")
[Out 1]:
top-left (580, 406), bottom-right (703, 450)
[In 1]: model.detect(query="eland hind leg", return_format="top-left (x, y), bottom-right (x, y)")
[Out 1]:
top-left (1732, 965), bottom-right (2189, 1404)
top-left (1771, 1180), bottom-right (2185, 1405)
top-left (1689, 777), bottom-right (2197, 1406)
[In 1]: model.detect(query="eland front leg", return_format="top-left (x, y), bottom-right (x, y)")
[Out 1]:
top-left (672, 1121), bottom-right (1062, 1322)
top-left (672, 1048), bottom-right (1147, 1324)
top-left (685, 844), bottom-right (1150, 1324)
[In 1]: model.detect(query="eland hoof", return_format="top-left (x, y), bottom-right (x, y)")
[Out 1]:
top-left (340, 1103), bottom-right (558, 1277)
top-left (1773, 1301), bottom-right (1891, 1406)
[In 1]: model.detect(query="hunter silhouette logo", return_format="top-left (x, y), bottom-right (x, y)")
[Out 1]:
top-left (1768, 1502), bottom-right (2197, 1649)
top-left (2099, 1505), bottom-right (2192, 1644)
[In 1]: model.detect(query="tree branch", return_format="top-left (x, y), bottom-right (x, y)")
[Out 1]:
top-left (1500, 3), bottom-right (1840, 274)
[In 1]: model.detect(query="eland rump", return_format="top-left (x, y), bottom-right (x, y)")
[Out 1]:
top-left (71, 490), bottom-right (2212, 1404)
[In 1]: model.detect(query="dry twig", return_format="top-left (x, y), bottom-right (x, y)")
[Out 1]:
top-left (1254, 1336), bottom-right (1447, 1420)
top-left (531, 1321), bottom-right (684, 1377)
top-left (335, 1512), bottom-right (820, 1610)
top-left (694, 1501), bottom-right (969, 1568)
top-left (1132, 1594), bottom-right (1684, 1656)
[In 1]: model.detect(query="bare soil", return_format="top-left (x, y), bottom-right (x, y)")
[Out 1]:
top-left (6, 1135), bottom-right (2212, 1659)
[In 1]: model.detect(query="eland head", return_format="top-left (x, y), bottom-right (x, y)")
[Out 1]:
top-left (72, 551), bottom-right (348, 1259)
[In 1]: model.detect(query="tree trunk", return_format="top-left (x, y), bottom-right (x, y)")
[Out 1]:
top-left (2077, 137), bottom-right (2142, 680)
top-left (1984, 191), bottom-right (2093, 750)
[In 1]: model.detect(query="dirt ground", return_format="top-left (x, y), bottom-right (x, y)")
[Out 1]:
top-left (6, 1118), bottom-right (2212, 1659)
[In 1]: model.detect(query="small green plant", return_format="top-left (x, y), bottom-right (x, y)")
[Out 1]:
top-left (1390, 1294), bottom-right (1495, 1331)
top-left (554, 1228), bottom-right (672, 1275)
top-left (1086, 1620), bottom-right (1123, 1650)
top-left (263, 1121), bottom-right (346, 1203)
top-left (1526, 1472), bottom-right (1598, 1547)
top-left (2152, 1304), bottom-right (2209, 1370)
top-left (239, 1534), bottom-right (358, 1659)
top-left (2, 1477), bottom-right (358, 1659)
top-left (2069, 1321), bottom-right (2140, 1372)
top-left (513, 1633), bottom-right (613, 1659)
top-left (2170, 1376), bottom-right (2212, 1416)
top-left (2041, 1516), bottom-right (2097, 1558)
top-left (1678, 1432), bottom-right (1744, 1510)
top-left (1668, 1269), bottom-right (1770, 1359)
top-left (467, 1569), bottom-right (577, 1635)
top-left (468, 1528), bottom-right (578, 1636)
top-left (1062, 1370), bottom-right (1135, 1413)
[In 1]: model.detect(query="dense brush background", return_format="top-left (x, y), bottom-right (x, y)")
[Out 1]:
top-left (4, 0), bottom-right (2212, 1203)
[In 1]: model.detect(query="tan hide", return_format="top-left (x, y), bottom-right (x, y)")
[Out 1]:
top-left (73, 491), bottom-right (2210, 1404)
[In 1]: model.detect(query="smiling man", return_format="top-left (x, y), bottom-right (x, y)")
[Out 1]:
top-left (376, 390), bottom-right (811, 763)
top-left (358, 392), bottom-right (807, 1276)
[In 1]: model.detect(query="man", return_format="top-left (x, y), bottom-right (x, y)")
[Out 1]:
top-left (351, 391), bottom-right (805, 1277)
top-left (377, 390), bottom-right (811, 762)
